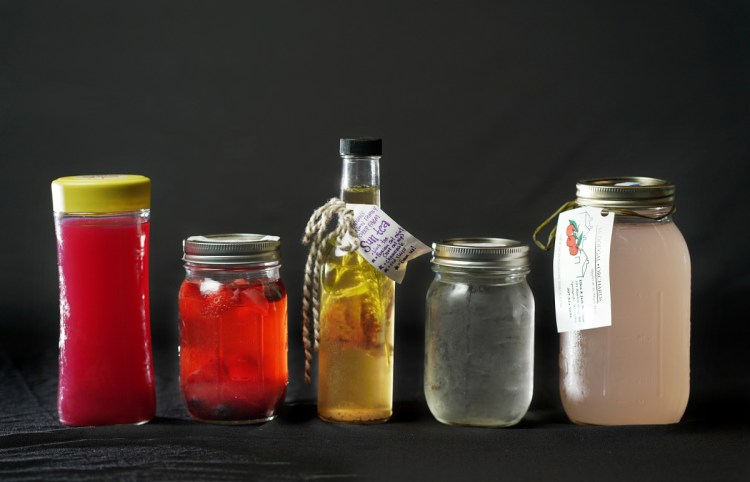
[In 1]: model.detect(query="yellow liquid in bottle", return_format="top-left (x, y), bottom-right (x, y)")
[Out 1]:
top-left (318, 187), bottom-right (395, 423)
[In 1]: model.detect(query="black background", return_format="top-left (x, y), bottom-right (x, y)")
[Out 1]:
top-left (1, 1), bottom-right (749, 480)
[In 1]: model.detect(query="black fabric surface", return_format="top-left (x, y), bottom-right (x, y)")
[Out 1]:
top-left (1, 336), bottom-right (748, 482)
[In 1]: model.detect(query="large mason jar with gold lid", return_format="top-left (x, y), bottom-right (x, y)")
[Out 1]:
top-left (559, 177), bottom-right (691, 425)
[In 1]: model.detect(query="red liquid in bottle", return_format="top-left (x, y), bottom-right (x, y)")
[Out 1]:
top-left (178, 277), bottom-right (288, 423)
top-left (56, 214), bottom-right (155, 426)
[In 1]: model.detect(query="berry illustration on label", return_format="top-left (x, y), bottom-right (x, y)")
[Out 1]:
top-left (566, 220), bottom-right (582, 256)
top-left (565, 212), bottom-right (592, 278)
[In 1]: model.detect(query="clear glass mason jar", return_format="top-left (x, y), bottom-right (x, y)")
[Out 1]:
top-left (51, 175), bottom-right (155, 427)
top-left (179, 234), bottom-right (288, 424)
top-left (424, 238), bottom-right (534, 427)
top-left (559, 177), bottom-right (691, 425)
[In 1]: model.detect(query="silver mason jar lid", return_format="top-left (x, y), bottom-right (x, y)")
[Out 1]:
top-left (431, 238), bottom-right (530, 270)
top-left (576, 177), bottom-right (675, 208)
top-left (183, 234), bottom-right (281, 266)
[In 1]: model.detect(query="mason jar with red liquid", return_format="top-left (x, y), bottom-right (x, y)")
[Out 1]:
top-left (179, 234), bottom-right (288, 424)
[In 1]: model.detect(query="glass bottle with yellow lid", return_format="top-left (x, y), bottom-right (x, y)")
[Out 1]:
top-left (51, 175), bottom-right (155, 426)
top-left (318, 138), bottom-right (396, 423)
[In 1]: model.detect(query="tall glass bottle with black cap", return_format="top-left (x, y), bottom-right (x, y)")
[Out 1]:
top-left (318, 138), bottom-right (395, 423)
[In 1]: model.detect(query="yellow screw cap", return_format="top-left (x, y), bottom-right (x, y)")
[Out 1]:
top-left (51, 175), bottom-right (151, 213)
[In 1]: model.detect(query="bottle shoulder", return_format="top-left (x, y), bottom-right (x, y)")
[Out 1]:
top-left (322, 249), bottom-right (395, 292)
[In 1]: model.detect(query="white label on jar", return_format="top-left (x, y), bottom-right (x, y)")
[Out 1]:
top-left (346, 204), bottom-right (431, 283)
top-left (553, 206), bottom-right (615, 333)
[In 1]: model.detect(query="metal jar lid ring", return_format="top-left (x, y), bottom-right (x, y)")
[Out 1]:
top-left (576, 177), bottom-right (675, 208)
top-left (431, 238), bottom-right (530, 270)
top-left (183, 233), bottom-right (281, 266)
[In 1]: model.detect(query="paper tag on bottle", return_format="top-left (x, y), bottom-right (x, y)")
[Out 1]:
top-left (346, 204), bottom-right (431, 283)
top-left (553, 206), bottom-right (615, 333)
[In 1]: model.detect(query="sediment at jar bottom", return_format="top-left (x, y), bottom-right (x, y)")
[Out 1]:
top-left (182, 379), bottom-right (287, 423)
top-left (317, 342), bottom-right (393, 423)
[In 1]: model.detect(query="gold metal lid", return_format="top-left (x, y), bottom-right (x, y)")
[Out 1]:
top-left (431, 238), bottom-right (530, 270)
top-left (576, 177), bottom-right (675, 208)
top-left (183, 234), bottom-right (280, 266)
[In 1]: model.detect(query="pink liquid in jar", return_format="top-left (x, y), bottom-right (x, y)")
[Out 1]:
top-left (560, 217), bottom-right (691, 425)
top-left (55, 213), bottom-right (155, 426)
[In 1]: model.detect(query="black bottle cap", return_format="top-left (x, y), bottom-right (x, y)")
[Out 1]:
top-left (339, 138), bottom-right (382, 156)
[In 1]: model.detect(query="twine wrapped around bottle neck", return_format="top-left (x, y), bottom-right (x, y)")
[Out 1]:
top-left (301, 198), bottom-right (360, 384)
top-left (532, 200), bottom-right (676, 251)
